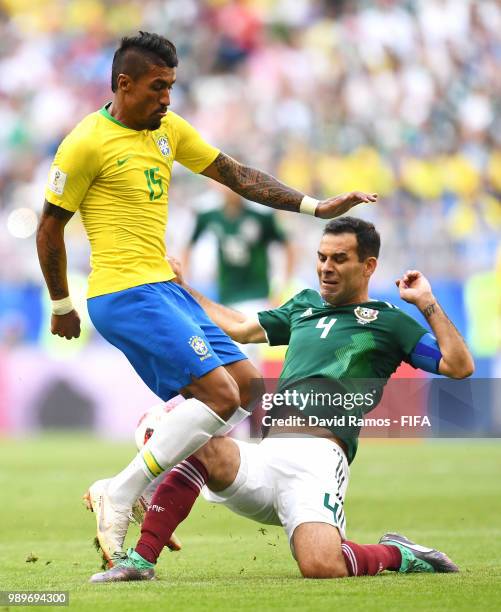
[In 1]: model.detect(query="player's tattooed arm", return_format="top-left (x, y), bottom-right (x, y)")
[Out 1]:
top-left (36, 200), bottom-right (74, 299)
top-left (396, 270), bottom-right (474, 379)
top-left (421, 302), bottom-right (437, 318)
top-left (202, 153), bottom-right (303, 212)
top-left (37, 201), bottom-right (81, 339)
top-left (202, 153), bottom-right (378, 216)
top-left (420, 301), bottom-right (474, 378)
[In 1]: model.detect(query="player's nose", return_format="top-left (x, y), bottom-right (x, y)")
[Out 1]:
top-left (159, 90), bottom-right (170, 107)
top-left (322, 259), bottom-right (335, 273)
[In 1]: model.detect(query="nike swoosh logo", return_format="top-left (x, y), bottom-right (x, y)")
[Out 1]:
top-left (117, 156), bottom-right (133, 166)
top-left (406, 543), bottom-right (434, 553)
top-left (97, 494), bottom-right (111, 532)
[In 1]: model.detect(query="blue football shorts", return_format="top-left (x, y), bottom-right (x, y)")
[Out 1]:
top-left (87, 281), bottom-right (247, 401)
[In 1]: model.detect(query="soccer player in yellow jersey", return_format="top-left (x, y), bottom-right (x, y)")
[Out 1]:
top-left (36, 32), bottom-right (377, 566)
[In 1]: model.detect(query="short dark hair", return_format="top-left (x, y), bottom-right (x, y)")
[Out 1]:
top-left (323, 216), bottom-right (380, 260)
top-left (111, 31), bottom-right (178, 92)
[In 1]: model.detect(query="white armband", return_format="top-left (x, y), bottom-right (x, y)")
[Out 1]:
top-left (299, 195), bottom-right (319, 216)
top-left (51, 296), bottom-right (74, 315)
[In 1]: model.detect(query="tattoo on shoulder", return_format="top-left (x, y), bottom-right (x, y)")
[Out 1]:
top-left (213, 153), bottom-right (302, 212)
top-left (42, 200), bottom-right (74, 221)
top-left (422, 302), bottom-right (437, 318)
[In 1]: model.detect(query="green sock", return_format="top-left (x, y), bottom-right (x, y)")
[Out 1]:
top-left (385, 543), bottom-right (434, 573)
top-left (126, 548), bottom-right (155, 569)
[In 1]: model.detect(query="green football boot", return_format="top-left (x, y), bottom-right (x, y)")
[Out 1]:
top-left (89, 548), bottom-right (155, 583)
top-left (379, 533), bottom-right (459, 573)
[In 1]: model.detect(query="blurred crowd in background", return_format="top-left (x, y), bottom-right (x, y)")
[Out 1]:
top-left (0, 0), bottom-right (500, 434)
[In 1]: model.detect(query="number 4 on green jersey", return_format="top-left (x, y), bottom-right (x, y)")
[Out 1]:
top-left (316, 316), bottom-right (337, 338)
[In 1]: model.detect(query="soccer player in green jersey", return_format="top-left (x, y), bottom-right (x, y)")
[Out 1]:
top-left (36, 31), bottom-right (376, 566)
top-left (183, 190), bottom-right (294, 307)
top-left (90, 217), bottom-right (473, 582)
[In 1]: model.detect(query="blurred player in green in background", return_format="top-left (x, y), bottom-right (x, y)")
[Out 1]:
top-left (182, 189), bottom-right (294, 311)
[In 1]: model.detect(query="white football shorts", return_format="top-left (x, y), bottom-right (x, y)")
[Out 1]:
top-left (202, 436), bottom-right (349, 542)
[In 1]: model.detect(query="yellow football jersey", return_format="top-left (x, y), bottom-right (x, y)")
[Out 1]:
top-left (45, 104), bottom-right (219, 298)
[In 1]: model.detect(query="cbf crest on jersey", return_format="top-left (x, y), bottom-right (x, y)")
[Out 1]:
top-left (156, 135), bottom-right (171, 157)
top-left (354, 306), bottom-right (379, 325)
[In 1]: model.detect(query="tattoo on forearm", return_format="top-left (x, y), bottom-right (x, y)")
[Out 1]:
top-left (46, 241), bottom-right (66, 297)
top-left (213, 153), bottom-right (303, 212)
top-left (36, 202), bottom-right (72, 299)
top-left (422, 302), bottom-right (437, 318)
top-left (421, 300), bottom-right (469, 353)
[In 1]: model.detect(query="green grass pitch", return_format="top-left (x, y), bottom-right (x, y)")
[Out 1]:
top-left (0, 435), bottom-right (500, 611)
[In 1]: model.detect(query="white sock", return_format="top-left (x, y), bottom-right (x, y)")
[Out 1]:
top-left (130, 407), bottom-right (250, 503)
top-left (107, 398), bottom-right (225, 506)
top-left (215, 406), bottom-right (251, 435)
top-left (140, 473), bottom-right (164, 505)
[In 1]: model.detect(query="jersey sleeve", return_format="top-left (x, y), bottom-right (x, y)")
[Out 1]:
top-left (171, 113), bottom-right (220, 173)
top-left (44, 127), bottom-right (101, 212)
top-left (257, 294), bottom-right (300, 345)
top-left (392, 309), bottom-right (430, 362)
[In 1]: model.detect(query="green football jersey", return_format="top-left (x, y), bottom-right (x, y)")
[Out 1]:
top-left (257, 289), bottom-right (429, 463)
top-left (190, 207), bottom-right (286, 304)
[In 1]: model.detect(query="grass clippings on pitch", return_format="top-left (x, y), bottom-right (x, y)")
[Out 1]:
top-left (0, 435), bottom-right (499, 611)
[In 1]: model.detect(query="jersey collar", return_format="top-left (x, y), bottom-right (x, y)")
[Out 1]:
top-left (99, 103), bottom-right (134, 130)
top-left (318, 291), bottom-right (379, 308)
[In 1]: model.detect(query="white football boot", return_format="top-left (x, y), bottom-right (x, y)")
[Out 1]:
top-left (84, 478), bottom-right (131, 568)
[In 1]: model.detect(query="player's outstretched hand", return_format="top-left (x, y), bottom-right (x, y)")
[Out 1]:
top-left (167, 256), bottom-right (184, 285)
top-left (396, 270), bottom-right (434, 307)
top-left (315, 192), bottom-right (378, 219)
top-left (51, 310), bottom-right (81, 340)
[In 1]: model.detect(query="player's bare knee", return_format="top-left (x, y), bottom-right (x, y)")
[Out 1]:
top-left (192, 438), bottom-right (221, 477)
top-left (298, 557), bottom-right (348, 579)
top-left (197, 437), bottom-right (240, 491)
top-left (293, 524), bottom-right (348, 579)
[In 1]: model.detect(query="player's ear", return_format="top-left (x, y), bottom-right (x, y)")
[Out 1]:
top-left (117, 73), bottom-right (132, 92)
top-left (364, 256), bottom-right (378, 277)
